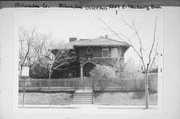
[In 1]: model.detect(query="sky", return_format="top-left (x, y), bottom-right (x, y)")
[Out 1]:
top-left (14, 8), bottom-right (163, 67)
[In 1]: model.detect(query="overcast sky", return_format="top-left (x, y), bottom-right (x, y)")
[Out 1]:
top-left (14, 9), bottom-right (163, 67)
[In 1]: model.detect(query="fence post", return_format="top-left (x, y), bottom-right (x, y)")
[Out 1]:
top-left (133, 78), bottom-right (136, 91)
top-left (92, 78), bottom-right (94, 91)
top-left (65, 78), bottom-right (66, 91)
top-left (73, 78), bottom-right (75, 91)
top-left (39, 79), bottom-right (42, 91)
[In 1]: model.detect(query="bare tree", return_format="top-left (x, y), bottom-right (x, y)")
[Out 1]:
top-left (32, 37), bottom-right (77, 89)
top-left (19, 27), bottom-right (38, 106)
top-left (45, 49), bottom-right (77, 89)
top-left (19, 27), bottom-right (37, 77)
top-left (98, 16), bottom-right (158, 109)
top-left (30, 34), bottom-right (49, 79)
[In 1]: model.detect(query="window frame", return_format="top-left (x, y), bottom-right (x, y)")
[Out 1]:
top-left (86, 47), bottom-right (92, 54)
top-left (102, 47), bottom-right (109, 57)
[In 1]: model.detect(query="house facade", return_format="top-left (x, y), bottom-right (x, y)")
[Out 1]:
top-left (52, 36), bottom-right (130, 79)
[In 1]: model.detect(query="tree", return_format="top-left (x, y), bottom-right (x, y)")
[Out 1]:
top-left (98, 16), bottom-right (158, 109)
top-left (29, 62), bottom-right (49, 79)
top-left (30, 33), bottom-right (49, 79)
top-left (19, 27), bottom-right (38, 106)
top-left (19, 27), bottom-right (77, 89)
top-left (19, 27), bottom-right (37, 78)
top-left (32, 37), bottom-right (77, 89)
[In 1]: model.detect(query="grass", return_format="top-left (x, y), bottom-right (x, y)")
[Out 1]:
top-left (18, 91), bottom-right (157, 106)
top-left (94, 91), bottom-right (157, 105)
top-left (18, 92), bottom-right (73, 105)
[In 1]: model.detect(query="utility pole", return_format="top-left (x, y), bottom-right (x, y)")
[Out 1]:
top-left (19, 36), bottom-right (26, 107)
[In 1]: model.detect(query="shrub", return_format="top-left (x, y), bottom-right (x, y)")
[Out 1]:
top-left (90, 65), bottom-right (116, 79)
top-left (29, 63), bottom-right (49, 79)
top-left (90, 65), bottom-right (116, 90)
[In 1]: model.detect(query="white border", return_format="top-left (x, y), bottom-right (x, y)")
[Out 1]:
top-left (12, 8), bottom-right (164, 115)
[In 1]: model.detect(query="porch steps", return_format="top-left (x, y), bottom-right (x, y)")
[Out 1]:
top-left (72, 91), bottom-right (93, 104)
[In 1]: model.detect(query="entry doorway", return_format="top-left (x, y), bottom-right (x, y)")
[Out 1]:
top-left (83, 62), bottom-right (95, 77)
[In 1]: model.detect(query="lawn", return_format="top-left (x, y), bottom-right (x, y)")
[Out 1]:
top-left (18, 92), bottom-right (73, 105)
top-left (18, 91), bottom-right (157, 106)
top-left (94, 91), bottom-right (157, 105)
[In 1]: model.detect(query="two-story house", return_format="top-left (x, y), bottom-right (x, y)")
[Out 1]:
top-left (51, 36), bottom-right (130, 79)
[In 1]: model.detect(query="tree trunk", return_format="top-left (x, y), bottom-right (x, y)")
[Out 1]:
top-left (48, 70), bottom-right (52, 90)
top-left (145, 72), bottom-right (149, 109)
top-left (20, 65), bottom-right (23, 78)
top-left (100, 80), bottom-right (104, 91)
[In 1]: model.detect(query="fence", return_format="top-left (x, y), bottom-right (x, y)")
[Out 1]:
top-left (19, 78), bottom-right (77, 91)
top-left (93, 78), bottom-right (157, 91)
top-left (19, 73), bottom-right (157, 92)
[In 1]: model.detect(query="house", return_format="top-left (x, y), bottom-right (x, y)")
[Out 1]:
top-left (51, 36), bottom-right (130, 79)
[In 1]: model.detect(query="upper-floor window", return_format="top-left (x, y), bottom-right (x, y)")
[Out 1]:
top-left (86, 47), bottom-right (92, 54)
top-left (102, 48), bottom-right (109, 57)
top-left (111, 47), bottom-right (118, 57)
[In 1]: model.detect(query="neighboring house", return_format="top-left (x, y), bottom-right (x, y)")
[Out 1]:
top-left (51, 36), bottom-right (130, 78)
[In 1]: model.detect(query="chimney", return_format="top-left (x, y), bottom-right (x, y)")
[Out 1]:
top-left (69, 37), bottom-right (77, 42)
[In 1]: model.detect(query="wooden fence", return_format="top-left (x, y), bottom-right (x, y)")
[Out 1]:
top-left (19, 74), bottom-right (157, 92)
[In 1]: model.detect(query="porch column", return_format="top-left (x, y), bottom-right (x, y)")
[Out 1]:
top-left (80, 64), bottom-right (83, 80)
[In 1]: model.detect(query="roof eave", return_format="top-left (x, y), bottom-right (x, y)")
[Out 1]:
top-left (73, 44), bottom-right (130, 47)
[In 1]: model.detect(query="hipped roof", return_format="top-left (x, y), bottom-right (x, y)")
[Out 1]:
top-left (58, 36), bottom-right (130, 49)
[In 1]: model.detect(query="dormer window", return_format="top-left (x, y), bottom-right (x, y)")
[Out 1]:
top-left (86, 47), bottom-right (92, 54)
top-left (102, 48), bottom-right (109, 57)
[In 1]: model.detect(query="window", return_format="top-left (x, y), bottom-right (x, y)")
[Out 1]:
top-left (102, 48), bottom-right (109, 57)
top-left (111, 48), bottom-right (118, 57)
top-left (86, 47), bottom-right (92, 54)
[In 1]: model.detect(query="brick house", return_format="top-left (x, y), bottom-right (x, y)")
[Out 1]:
top-left (51, 36), bottom-right (130, 79)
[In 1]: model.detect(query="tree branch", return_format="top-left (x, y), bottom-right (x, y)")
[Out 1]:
top-left (147, 17), bottom-right (157, 70)
top-left (149, 41), bottom-right (158, 71)
top-left (98, 17), bottom-right (125, 42)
